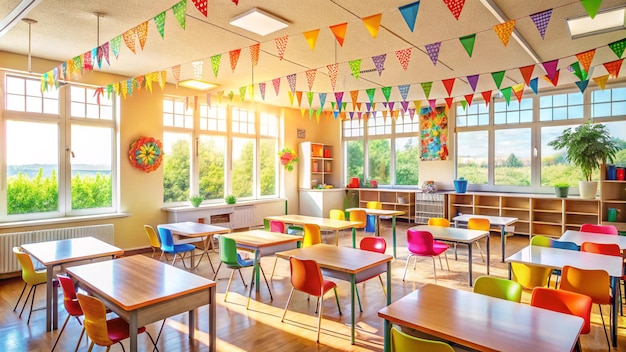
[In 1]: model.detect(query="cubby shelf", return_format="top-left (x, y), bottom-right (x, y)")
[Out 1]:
top-left (357, 189), bottom-right (418, 222)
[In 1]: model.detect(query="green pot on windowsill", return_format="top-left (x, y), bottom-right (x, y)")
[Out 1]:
top-left (554, 184), bottom-right (569, 198)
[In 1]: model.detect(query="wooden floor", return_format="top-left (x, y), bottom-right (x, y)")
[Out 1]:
top-left (1, 220), bottom-right (626, 351)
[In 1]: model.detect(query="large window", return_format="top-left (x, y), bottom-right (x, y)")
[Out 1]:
top-left (2, 74), bottom-right (117, 221)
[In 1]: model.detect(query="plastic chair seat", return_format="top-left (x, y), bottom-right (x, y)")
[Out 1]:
top-left (107, 317), bottom-right (147, 342)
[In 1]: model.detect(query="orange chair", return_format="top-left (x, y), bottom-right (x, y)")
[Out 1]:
top-left (281, 257), bottom-right (342, 343)
top-left (467, 217), bottom-right (488, 262)
top-left (402, 229), bottom-right (450, 283)
top-left (580, 223), bottom-right (619, 235)
top-left (348, 209), bottom-right (367, 237)
top-left (52, 275), bottom-right (86, 352)
top-left (302, 223), bottom-right (322, 247)
top-left (428, 217), bottom-right (450, 227)
top-left (531, 287), bottom-right (592, 351)
top-left (580, 242), bottom-right (624, 316)
top-left (12, 247), bottom-right (47, 324)
top-left (77, 293), bottom-right (158, 351)
top-left (559, 265), bottom-right (612, 349)
top-left (144, 225), bottom-right (162, 259)
top-left (354, 237), bottom-right (387, 311)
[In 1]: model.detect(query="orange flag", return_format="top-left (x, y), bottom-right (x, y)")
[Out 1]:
top-left (593, 74), bottom-right (609, 90)
top-left (303, 29), bottom-right (320, 50)
top-left (362, 13), bottom-right (382, 39)
top-left (329, 23), bottom-right (348, 47)
top-left (494, 20), bottom-right (516, 46)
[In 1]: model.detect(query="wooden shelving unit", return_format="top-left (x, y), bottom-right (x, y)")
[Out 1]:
top-left (601, 165), bottom-right (626, 232)
top-left (358, 189), bottom-right (416, 222)
top-left (298, 142), bottom-right (335, 189)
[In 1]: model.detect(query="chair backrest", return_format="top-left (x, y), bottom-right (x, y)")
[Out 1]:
top-left (406, 229), bottom-right (437, 255)
top-left (348, 209), bottom-right (367, 229)
top-left (559, 265), bottom-right (612, 305)
top-left (77, 293), bottom-right (114, 347)
top-left (157, 227), bottom-right (175, 252)
top-left (550, 240), bottom-right (580, 251)
top-left (510, 262), bottom-right (552, 290)
top-left (581, 242), bottom-right (621, 256)
top-left (302, 224), bottom-right (322, 247)
top-left (57, 274), bottom-right (82, 316)
top-left (530, 235), bottom-right (552, 247)
top-left (269, 220), bottom-right (285, 233)
top-left (144, 225), bottom-right (161, 249)
top-left (427, 217), bottom-right (450, 227)
top-left (391, 327), bottom-right (454, 352)
top-left (468, 218), bottom-right (490, 232)
top-left (329, 209), bottom-right (345, 221)
top-left (218, 236), bottom-right (240, 266)
top-left (530, 287), bottom-right (592, 334)
top-left (289, 257), bottom-right (324, 297)
top-left (580, 223), bottom-right (618, 235)
top-left (473, 276), bottom-right (523, 302)
top-left (12, 247), bottom-right (38, 282)
top-left (360, 236), bottom-right (387, 254)
top-left (366, 201), bottom-right (382, 210)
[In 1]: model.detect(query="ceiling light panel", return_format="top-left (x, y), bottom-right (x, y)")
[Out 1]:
top-left (229, 8), bottom-right (288, 36)
top-left (567, 7), bottom-right (626, 39)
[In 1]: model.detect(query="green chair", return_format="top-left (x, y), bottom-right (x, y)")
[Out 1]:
top-left (530, 235), bottom-right (552, 247)
top-left (391, 327), bottom-right (454, 352)
top-left (473, 276), bottom-right (523, 302)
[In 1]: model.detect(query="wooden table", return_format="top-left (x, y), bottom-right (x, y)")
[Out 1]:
top-left (346, 208), bottom-right (404, 257)
top-left (506, 245), bottom-right (623, 348)
top-left (378, 283), bottom-right (583, 352)
top-left (223, 230), bottom-right (301, 307)
top-left (452, 214), bottom-right (517, 262)
top-left (410, 225), bottom-right (490, 286)
top-left (265, 214), bottom-right (361, 246)
top-left (158, 222), bottom-right (231, 270)
top-left (276, 244), bottom-right (392, 345)
top-left (560, 229), bottom-right (626, 249)
top-left (67, 255), bottom-right (216, 352)
top-left (20, 236), bottom-right (123, 332)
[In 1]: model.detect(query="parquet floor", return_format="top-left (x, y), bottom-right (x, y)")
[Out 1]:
top-left (1, 220), bottom-right (625, 351)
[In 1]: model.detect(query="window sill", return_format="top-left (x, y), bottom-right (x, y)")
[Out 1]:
top-left (161, 198), bottom-right (287, 213)
top-left (0, 212), bottom-right (131, 230)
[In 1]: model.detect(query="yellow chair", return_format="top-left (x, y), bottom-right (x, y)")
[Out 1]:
top-left (510, 262), bottom-right (552, 290)
top-left (144, 224), bottom-right (162, 259)
top-left (530, 235), bottom-right (552, 247)
top-left (366, 201), bottom-right (382, 210)
top-left (428, 217), bottom-right (450, 227)
top-left (12, 247), bottom-right (47, 324)
top-left (303, 223), bottom-right (322, 247)
top-left (391, 327), bottom-right (454, 352)
top-left (473, 276), bottom-right (522, 302)
top-left (467, 218), bottom-right (488, 262)
top-left (329, 209), bottom-right (345, 220)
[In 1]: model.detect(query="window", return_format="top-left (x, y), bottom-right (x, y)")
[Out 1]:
top-left (2, 74), bottom-right (117, 221)
top-left (456, 131), bottom-right (488, 184)
top-left (395, 137), bottom-right (419, 185)
top-left (494, 128), bottom-right (531, 186)
top-left (456, 102), bottom-right (489, 127)
top-left (540, 92), bottom-right (583, 121)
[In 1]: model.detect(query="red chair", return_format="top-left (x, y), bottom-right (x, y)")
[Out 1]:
top-left (354, 237), bottom-right (387, 312)
top-left (281, 257), bottom-right (341, 343)
top-left (402, 229), bottom-right (449, 283)
top-left (52, 275), bottom-right (85, 352)
top-left (531, 287), bottom-right (592, 351)
top-left (580, 223), bottom-right (618, 235)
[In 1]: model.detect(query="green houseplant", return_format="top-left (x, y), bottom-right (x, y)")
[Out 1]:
top-left (189, 194), bottom-right (204, 207)
top-left (553, 182), bottom-right (569, 198)
top-left (548, 121), bottom-right (619, 199)
top-left (225, 194), bottom-right (237, 204)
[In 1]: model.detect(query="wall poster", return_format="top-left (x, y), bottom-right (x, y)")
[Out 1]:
top-left (420, 106), bottom-right (449, 161)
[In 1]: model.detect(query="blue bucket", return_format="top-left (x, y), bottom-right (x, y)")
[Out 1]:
top-left (454, 179), bottom-right (468, 193)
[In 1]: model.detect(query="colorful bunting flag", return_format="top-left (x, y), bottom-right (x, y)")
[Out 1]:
top-left (395, 48), bottom-right (412, 71)
top-left (443, 0), bottom-right (465, 20)
top-left (491, 71), bottom-right (505, 89)
top-left (542, 70), bottom-right (560, 87)
top-left (481, 90), bottom-right (492, 107)
top-left (442, 78), bottom-right (455, 96)
top-left (192, 0), bottom-right (208, 17)
top-left (306, 91), bottom-right (314, 107)
top-left (530, 9), bottom-right (552, 39)
top-left (83, 51), bottom-right (93, 71)
top-left (303, 29), bottom-right (320, 50)
top-left (542, 59), bottom-right (559, 82)
top-left (512, 83), bottom-right (524, 102)
top-left (210, 54), bottom-right (221, 77)
top-left (459, 34), bottom-right (476, 57)
top-left (122, 28), bottom-right (137, 54)
top-left (334, 92), bottom-right (344, 110)
top-left (593, 74), bottom-right (609, 90)
top-left (349, 59), bottom-right (362, 79)
top-left (350, 90), bottom-right (359, 108)
top-left (275, 36), bottom-right (288, 60)
top-left (398, 1), bottom-right (420, 32)
top-left (258, 82), bottom-right (266, 100)
top-left (154, 11), bottom-right (166, 38)
top-left (425, 42), bottom-right (441, 65)
top-left (500, 87), bottom-right (512, 104)
top-left (192, 61), bottom-right (203, 79)
top-left (519, 64), bottom-right (535, 86)
top-left (172, 0), bottom-right (187, 29)
top-left (608, 38), bottom-right (626, 59)
top-left (171, 65), bottom-right (181, 85)
top-left (603, 59), bottom-right (623, 78)
top-left (239, 86), bottom-right (246, 102)
top-left (229, 49), bottom-right (241, 72)
top-left (102, 42), bottom-right (110, 66)
top-left (366, 88), bottom-right (376, 104)
top-left (494, 20), bottom-right (516, 46)
top-left (570, 62), bottom-right (588, 81)
top-left (372, 54), bottom-right (386, 76)
top-left (287, 91), bottom-right (294, 105)
top-left (421, 81), bottom-right (433, 99)
top-left (529, 77), bottom-right (539, 94)
top-left (464, 94), bottom-right (473, 106)
top-left (401, 101), bottom-right (409, 112)
top-left (575, 80), bottom-right (589, 94)
top-left (428, 99), bottom-right (437, 111)
top-left (272, 78), bottom-right (281, 96)
top-left (137, 22), bottom-right (148, 50)
top-left (111, 35), bottom-right (121, 59)
top-left (250, 43), bottom-right (260, 66)
top-left (327, 63), bottom-right (339, 91)
top-left (580, 0), bottom-right (602, 19)
top-left (329, 23), bottom-right (348, 47)
top-left (398, 84), bottom-right (410, 101)
top-left (444, 97), bottom-right (453, 109)
top-left (467, 74), bottom-right (479, 92)
top-left (381, 86), bottom-right (392, 103)
top-left (362, 13), bottom-right (382, 38)
top-left (319, 92), bottom-right (327, 109)
top-left (287, 74), bottom-right (297, 93)
top-left (296, 91), bottom-right (303, 106)
top-left (305, 69), bottom-right (317, 90)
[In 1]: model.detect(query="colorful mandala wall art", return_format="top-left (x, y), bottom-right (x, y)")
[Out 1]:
top-left (129, 136), bottom-right (163, 172)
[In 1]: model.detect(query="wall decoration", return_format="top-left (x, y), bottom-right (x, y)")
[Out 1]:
top-left (129, 136), bottom-right (163, 172)
top-left (420, 106), bottom-right (448, 161)
top-left (278, 147), bottom-right (299, 171)
top-left (297, 129), bottom-right (306, 138)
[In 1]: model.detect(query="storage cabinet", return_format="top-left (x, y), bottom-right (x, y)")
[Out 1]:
top-left (298, 142), bottom-right (335, 189)
top-left (601, 165), bottom-right (626, 232)
top-left (358, 189), bottom-right (416, 222)
top-left (415, 192), bottom-right (445, 224)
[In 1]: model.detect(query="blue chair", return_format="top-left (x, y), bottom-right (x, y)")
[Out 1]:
top-left (157, 227), bottom-right (196, 269)
top-left (550, 239), bottom-right (579, 288)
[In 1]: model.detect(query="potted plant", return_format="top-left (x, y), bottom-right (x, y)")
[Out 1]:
top-left (553, 183), bottom-right (569, 198)
top-left (225, 194), bottom-right (237, 204)
top-left (548, 121), bottom-right (619, 199)
top-left (189, 194), bottom-right (204, 207)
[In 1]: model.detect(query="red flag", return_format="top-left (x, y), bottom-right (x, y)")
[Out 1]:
top-left (481, 90), bottom-right (492, 107)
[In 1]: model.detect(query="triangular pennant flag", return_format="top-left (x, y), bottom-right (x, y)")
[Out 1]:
top-left (398, 84), bottom-right (410, 101)
top-left (481, 90), bottom-right (492, 107)
top-left (334, 92), bottom-right (344, 109)
top-left (512, 83), bottom-right (524, 103)
top-left (395, 48), bottom-right (412, 71)
top-left (494, 20), bottom-right (516, 46)
top-left (372, 54), bottom-right (386, 76)
top-left (210, 54), bottom-right (221, 77)
top-left (229, 49), bottom-right (241, 72)
top-left (299, 108), bottom-right (306, 118)
top-left (192, 61), bottom-right (203, 79)
top-left (287, 91), bottom-right (294, 106)
top-left (460, 100), bottom-right (467, 110)
top-left (172, 0), bottom-right (187, 29)
top-left (319, 93), bottom-right (327, 109)
top-left (349, 59), bottom-right (362, 79)
top-left (593, 74), bottom-right (609, 90)
top-left (425, 42), bottom-right (441, 65)
top-left (603, 59), bottom-right (623, 78)
top-left (275, 36), bottom-right (288, 60)
top-left (398, 1), bottom-right (420, 32)
top-left (576, 49), bottom-right (595, 73)
top-left (401, 101), bottom-right (409, 112)
top-left (464, 94), bottom-right (473, 106)
top-left (296, 91), bottom-right (303, 107)
top-left (366, 88), bottom-right (376, 104)
top-left (491, 71), bottom-right (505, 89)
top-left (530, 9), bottom-right (552, 39)
top-left (428, 99), bottom-right (437, 111)
top-left (171, 65), bottom-right (181, 85)
top-left (192, 0), bottom-right (208, 17)
top-left (443, 0), bottom-right (465, 20)
top-left (362, 13), bottom-right (382, 38)
top-left (96, 46), bottom-right (103, 68)
top-left (272, 78), bottom-right (281, 96)
top-left (327, 63), bottom-right (339, 91)
top-left (365, 102), bottom-right (372, 112)
top-left (421, 81), bottom-right (433, 99)
top-left (111, 35), bottom-right (121, 59)
top-left (303, 29), bottom-right (320, 50)
top-left (83, 51), bottom-right (92, 71)
top-left (409, 107), bottom-right (416, 119)
top-left (575, 80), bottom-right (589, 94)
top-left (239, 86), bottom-right (247, 103)
top-left (500, 87), bottom-right (512, 104)
top-left (467, 74), bottom-right (479, 92)
top-left (217, 91), bottom-right (224, 104)
top-left (542, 59), bottom-right (559, 82)
top-left (122, 28), bottom-right (137, 54)
top-left (442, 78), bottom-right (455, 96)
top-left (329, 23), bottom-right (348, 47)
top-left (258, 82), bottom-right (266, 100)
top-left (459, 34), bottom-right (476, 57)
top-left (542, 69), bottom-right (560, 87)
top-left (137, 22), bottom-right (148, 50)
top-left (249, 43), bottom-right (260, 66)
top-left (306, 91), bottom-right (314, 107)
top-left (580, 0), bottom-right (602, 19)
top-left (445, 97), bottom-right (454, 109)
top-left (381, 86), bottom-right (392, 103)
top-left (570, 62), bottom-right (587, 81)
top-left (529, 77), bottom-right (539, 94)
top-left (154, 11), bottom-right (166, 38)
top-left (519, 64), bottom-right (535, 86)
top-left (608, 38), bottom-right (626, 59)
top-left (287, 73), bottom-right (297, 93)
top-left (305, 69), bottom-right (317, 91)
top-left (350, 90), bottom-right (359, 108)
top-left (356, 102), bottom-right (362, 111)
top-left (102, 42), bottom-right (110, 66)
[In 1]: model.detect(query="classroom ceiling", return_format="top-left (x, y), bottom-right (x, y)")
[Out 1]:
top-left (0, 0), bottom-right (625, 108)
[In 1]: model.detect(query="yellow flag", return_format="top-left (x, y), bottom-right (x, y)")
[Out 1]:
top-left (303, 29), bottom-right (320, 50)
top-left (362, 14), bottom-right (382, 39)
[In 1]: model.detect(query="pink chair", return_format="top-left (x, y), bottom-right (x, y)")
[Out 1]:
top-left (402, 229), bottom-right (450, 283)
top-left (269, 220), bottom-right (285, 233)
top-left (580, 223), bottom-right (618, 235)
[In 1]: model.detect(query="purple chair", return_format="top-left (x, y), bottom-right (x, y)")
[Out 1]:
top-left (580, 223), bottom-right (618, 235)
top-left (402, 229), bottom-right (450, 283)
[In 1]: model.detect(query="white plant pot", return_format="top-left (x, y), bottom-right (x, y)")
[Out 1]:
top-left (578, 181), bottom-right (598, 199)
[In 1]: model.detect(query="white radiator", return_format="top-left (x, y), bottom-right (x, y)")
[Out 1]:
top-left (0, 224), bottom-right (114, 274)
top-left (232, 205), bottom-right (255, 229)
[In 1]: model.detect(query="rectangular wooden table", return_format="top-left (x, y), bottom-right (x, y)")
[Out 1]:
top-left (265, 214), bottom-right (361, 246)
top-left (346, 208), bottom-right (404, 257)
top-left (276, 244), bottom-right (392, 345)
top-left (411, 225), bottom-right (490, 286)
top-left (20, 236), bottom-right (124, 331)
top-left (158, 221), bottom-right (231, 270)
top-left (452, 214), bottom-right (518, 262)
top-left (67, 255), bottom-right (217, 352)
top-left (506, 245), bottom-right (623, 348)
top-left (378, 283), bottom-right (583, 352)
top-left (560, 229), bottom-right (626, 249)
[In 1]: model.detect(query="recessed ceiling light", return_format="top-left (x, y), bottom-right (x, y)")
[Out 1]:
top-left (567, 6), bottom-right (626, 39)
top-left (179, 79), bottom-right (217, 90)
top-left (229, 8), bottom-right (288, 36)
